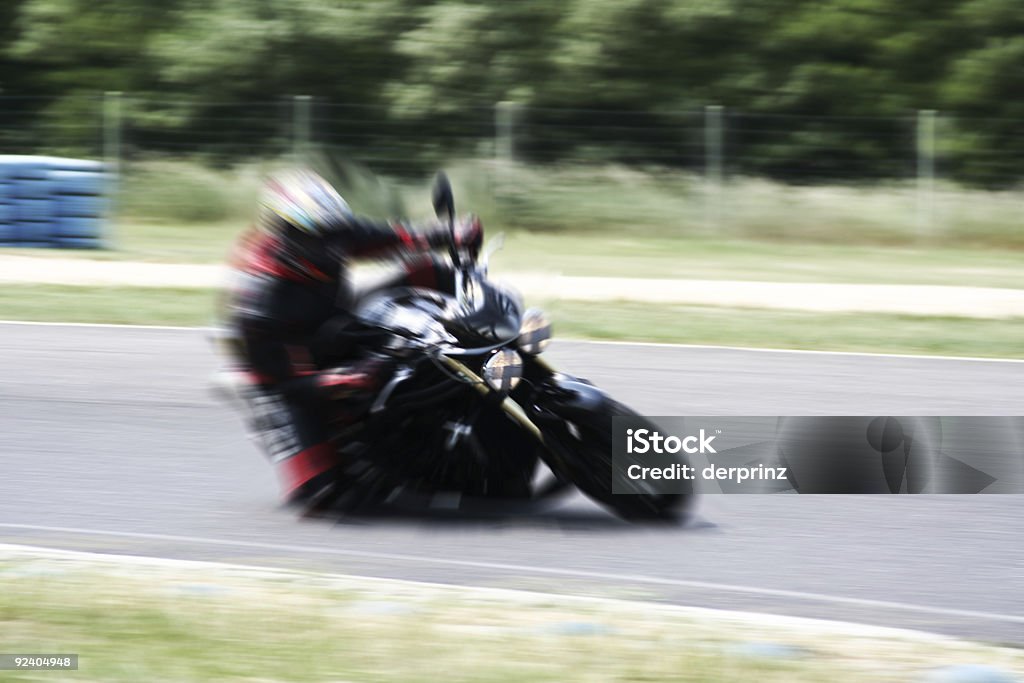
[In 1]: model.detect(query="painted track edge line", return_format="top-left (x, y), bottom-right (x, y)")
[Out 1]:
top-left (564, 338), bottom-right (1024, 364)
top-left (0, 319), bottom-right (203, 331)
top-left (1, 523), bottom-right (1022, 625)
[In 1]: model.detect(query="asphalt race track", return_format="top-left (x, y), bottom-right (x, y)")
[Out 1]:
top-left (1, 322), bottom-right (1022, 643)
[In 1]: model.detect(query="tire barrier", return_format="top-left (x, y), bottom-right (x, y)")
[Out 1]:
top-left (0, 156), bottom-right (109, 249)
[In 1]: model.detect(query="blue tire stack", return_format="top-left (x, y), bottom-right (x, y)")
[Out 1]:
top-left (0, 165), bottom-right (14, 245)
top-left (0, 155), bottom-right (109, 249)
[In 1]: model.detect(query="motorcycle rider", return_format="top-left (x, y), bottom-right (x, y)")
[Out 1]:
top-left (223, 169), bottom-right (482, 505)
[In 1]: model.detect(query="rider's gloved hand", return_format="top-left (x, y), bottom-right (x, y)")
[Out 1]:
top-left (313, 358), bottom-right (385, 401)
top-left (414, 221), bottom-right (454, 251)
top-left (317, 364), bottom-right (380, 399)
top-left (453, 214), bottom-right (483, 257)
top-left (415, 216), bottom-right (482, 257)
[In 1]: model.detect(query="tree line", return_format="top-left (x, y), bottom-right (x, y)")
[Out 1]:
top-left (1, 0), bottom-right (1022, 185)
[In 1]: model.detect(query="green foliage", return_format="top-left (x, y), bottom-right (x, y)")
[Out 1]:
top-left (116, 160), bottom-right (264, 223)
top-left (105, 160), bottom-right (1024, 254)
top-left (2, 0), bottom-right (1024, 184)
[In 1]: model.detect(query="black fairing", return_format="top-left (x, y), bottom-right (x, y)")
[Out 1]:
top-left (444, 279), bottom-right (522, 345)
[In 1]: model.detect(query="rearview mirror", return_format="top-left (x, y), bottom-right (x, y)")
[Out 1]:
top-left (431, 171), bottom-right (455, 225)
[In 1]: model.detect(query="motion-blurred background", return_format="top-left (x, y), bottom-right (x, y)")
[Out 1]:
top-left (2, 5), bottom-right (1024, 681)
top-left (0, 0), bottom-right (1021, 354)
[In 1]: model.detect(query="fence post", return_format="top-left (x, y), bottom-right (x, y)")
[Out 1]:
top-left (496, 101), bottom-right (519, 162)
top-left (494, 101), bottom-right (520, 215)
top-left (103, 91), bottom-right (122, 247)
top-left (704, 104), bottom-right (724, 232)
top-left (916, 109), bottom-right (937, 234)
top-left (103, 91), bottom-right (122, 177)
top-left (293, 95), bottom-right (312, 163)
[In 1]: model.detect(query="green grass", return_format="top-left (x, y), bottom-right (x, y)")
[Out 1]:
top-left (1, 551), bottom-right (1020, 682)
top-left (0, 285), bottom-right (218, 327)
top-left (493, 233), bottom-right (1024, 289)
top-left (5, 228), bottom-right (1023, 290)
top-left (2, 284), bottom-right (1021, 359)
top-left (434, 161), bottom-right (1024, 249)
top-left (115, 159), bottom-right (268, 224)
top-left (542, 300), bottom-right (1024, 358)
top-left (2, 159), bottom-right (1021, 289)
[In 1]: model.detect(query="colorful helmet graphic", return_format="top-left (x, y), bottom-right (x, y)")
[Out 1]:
top-left (259, 169), bottom-right (352, 235)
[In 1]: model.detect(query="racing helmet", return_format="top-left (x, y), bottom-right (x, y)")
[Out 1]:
top-left (259, 169), bottom-right (352, 235)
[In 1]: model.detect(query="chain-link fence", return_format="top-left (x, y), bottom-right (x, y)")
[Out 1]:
top-left (2, 93), bottom-right (1022, 245)
top-left (4, 93), bottom-right (1021, 182)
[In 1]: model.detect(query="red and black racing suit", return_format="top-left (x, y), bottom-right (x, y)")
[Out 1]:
top-left (225, 216), bottom-right (458, 501)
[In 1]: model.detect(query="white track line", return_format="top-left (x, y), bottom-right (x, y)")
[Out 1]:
top-left (0, 319), bottom-right (202, 331)
top-left (1, 522), bottom-right (1021, 625)
top-left (566, 339), bottom-right (1024, 364)
top-left (1, 319), bottom-right (1022, 364)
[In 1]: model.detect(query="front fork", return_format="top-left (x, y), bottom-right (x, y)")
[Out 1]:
top-left (434, 353), bottom-right (603, 477)
top-left (434, 354), bottom-right (543, 441)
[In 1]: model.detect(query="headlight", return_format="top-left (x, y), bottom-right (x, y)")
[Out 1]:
top-left (518, 308), bottom-right (552, 355)
top-left (481, 348), bottom-right (523, 393)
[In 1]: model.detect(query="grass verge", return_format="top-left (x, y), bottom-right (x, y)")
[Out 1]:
top-left (1, 547), bottom-right (1020, 682)
top-left (494, 233), bottom-right (1024, 289)
top-left (102, 159), bottom-right (1024, 250)
top-left (3, 228), bottom-right (1023, 290)
top-left (1, 284), bottom-right (1021, 359)
top-left (0, 285), bottom-right (218, 327)
top-left (541, 300), bottom-right (1024, 358)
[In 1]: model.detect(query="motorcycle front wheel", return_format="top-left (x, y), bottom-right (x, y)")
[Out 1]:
top-left (539, 399), bottom-right (691, 522)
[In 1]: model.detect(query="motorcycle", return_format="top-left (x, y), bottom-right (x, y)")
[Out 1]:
top-left (216, 173), bottom-right (690, 521)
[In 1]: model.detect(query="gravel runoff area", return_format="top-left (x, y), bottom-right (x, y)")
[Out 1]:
top-left (2, 254), bottom-right (1024, 318)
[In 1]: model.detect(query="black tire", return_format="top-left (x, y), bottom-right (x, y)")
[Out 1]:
top-left (541, 400), bottom-right (691, 522)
